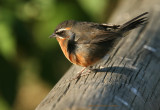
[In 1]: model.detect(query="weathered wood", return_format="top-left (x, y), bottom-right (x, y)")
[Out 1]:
top-left (36, 0), bottom-right (160, 110)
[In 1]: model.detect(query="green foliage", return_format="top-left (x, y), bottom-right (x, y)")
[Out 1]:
top-left (0, 97), bottom-right (10, 110)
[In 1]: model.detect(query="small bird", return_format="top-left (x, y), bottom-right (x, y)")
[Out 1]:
top-left (50, 12), bottom-right (148, 79)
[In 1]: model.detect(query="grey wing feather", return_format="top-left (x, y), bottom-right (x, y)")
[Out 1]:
top-left (76, 31), bottom-right (121, 44)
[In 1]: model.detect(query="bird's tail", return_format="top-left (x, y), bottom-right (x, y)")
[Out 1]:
top-left (119, 12), bottom-right (148, 35)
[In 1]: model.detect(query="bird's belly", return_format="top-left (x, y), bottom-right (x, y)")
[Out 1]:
top-left (58, 40), bottom-right (106, 67)
top-left (74, 52), bottom-right (101, 67)
top-left (71, 45), bottom-right (104, 67)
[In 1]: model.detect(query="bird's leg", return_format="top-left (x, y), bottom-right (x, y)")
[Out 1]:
top-left (67, 67), bottom-right (87, 82)
top-left (75, 67), bottom-right (87, 79)
top-left (67, 67), bottom-right (87, 81)
top-left (87, 66), bottom-right (97, 73)
top-left (70, 67), bottom-right (88, 81)
top-left (69, 66), bottom-right (98, 81)
top-left (74, 66), bottom-right (96, 79)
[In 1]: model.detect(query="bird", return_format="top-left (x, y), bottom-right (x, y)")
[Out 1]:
top-left (50, 12), bottom-right (148, 79)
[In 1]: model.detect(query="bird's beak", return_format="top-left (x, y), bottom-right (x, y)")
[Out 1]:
top-left (49, 33), bottom-right (56, 38)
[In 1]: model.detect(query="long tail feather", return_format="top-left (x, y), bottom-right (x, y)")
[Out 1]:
top-left (119, 12), bottom-right (148, 34)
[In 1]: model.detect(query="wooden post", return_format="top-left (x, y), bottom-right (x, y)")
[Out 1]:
top-left (36, 0), bottom-right (160, 110)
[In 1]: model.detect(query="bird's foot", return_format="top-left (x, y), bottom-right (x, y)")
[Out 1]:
top-left (69, 67), bottom-right (97, 81)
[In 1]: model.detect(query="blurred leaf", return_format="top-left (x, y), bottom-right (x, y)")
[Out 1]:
top-left (0, 97), bottom-right (10, 110)
top-left (0, 21), bottom-right (16, 61)
top-left (78, 0), bottom-right (108, 21)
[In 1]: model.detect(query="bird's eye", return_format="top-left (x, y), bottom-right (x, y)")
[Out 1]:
top-left (55, 30), bottom-right (65, 36)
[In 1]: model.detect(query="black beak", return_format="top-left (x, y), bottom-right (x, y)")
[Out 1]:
top-left (49, 33), bottom-right (56, 38)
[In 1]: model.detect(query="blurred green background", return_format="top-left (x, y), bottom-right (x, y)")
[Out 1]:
top-left (0, 0), bottom-right (119, 110)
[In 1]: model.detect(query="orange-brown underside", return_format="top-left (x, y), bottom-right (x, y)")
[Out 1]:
top-left (57, 37), bottom-right (100, 67)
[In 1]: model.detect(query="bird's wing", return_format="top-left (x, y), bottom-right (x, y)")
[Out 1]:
top-left (91, 32), bottom-right (121, 44)
top-left (76, 31), bottom-right (121, 44)
top-left (74, 22), bottom-right (121, 44)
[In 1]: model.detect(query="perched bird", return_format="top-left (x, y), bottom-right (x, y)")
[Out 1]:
top-left (50, 12), bottom-right (148, 78)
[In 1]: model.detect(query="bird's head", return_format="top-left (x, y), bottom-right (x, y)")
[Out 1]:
top-left (49, 20), bottom-right (75, 39)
